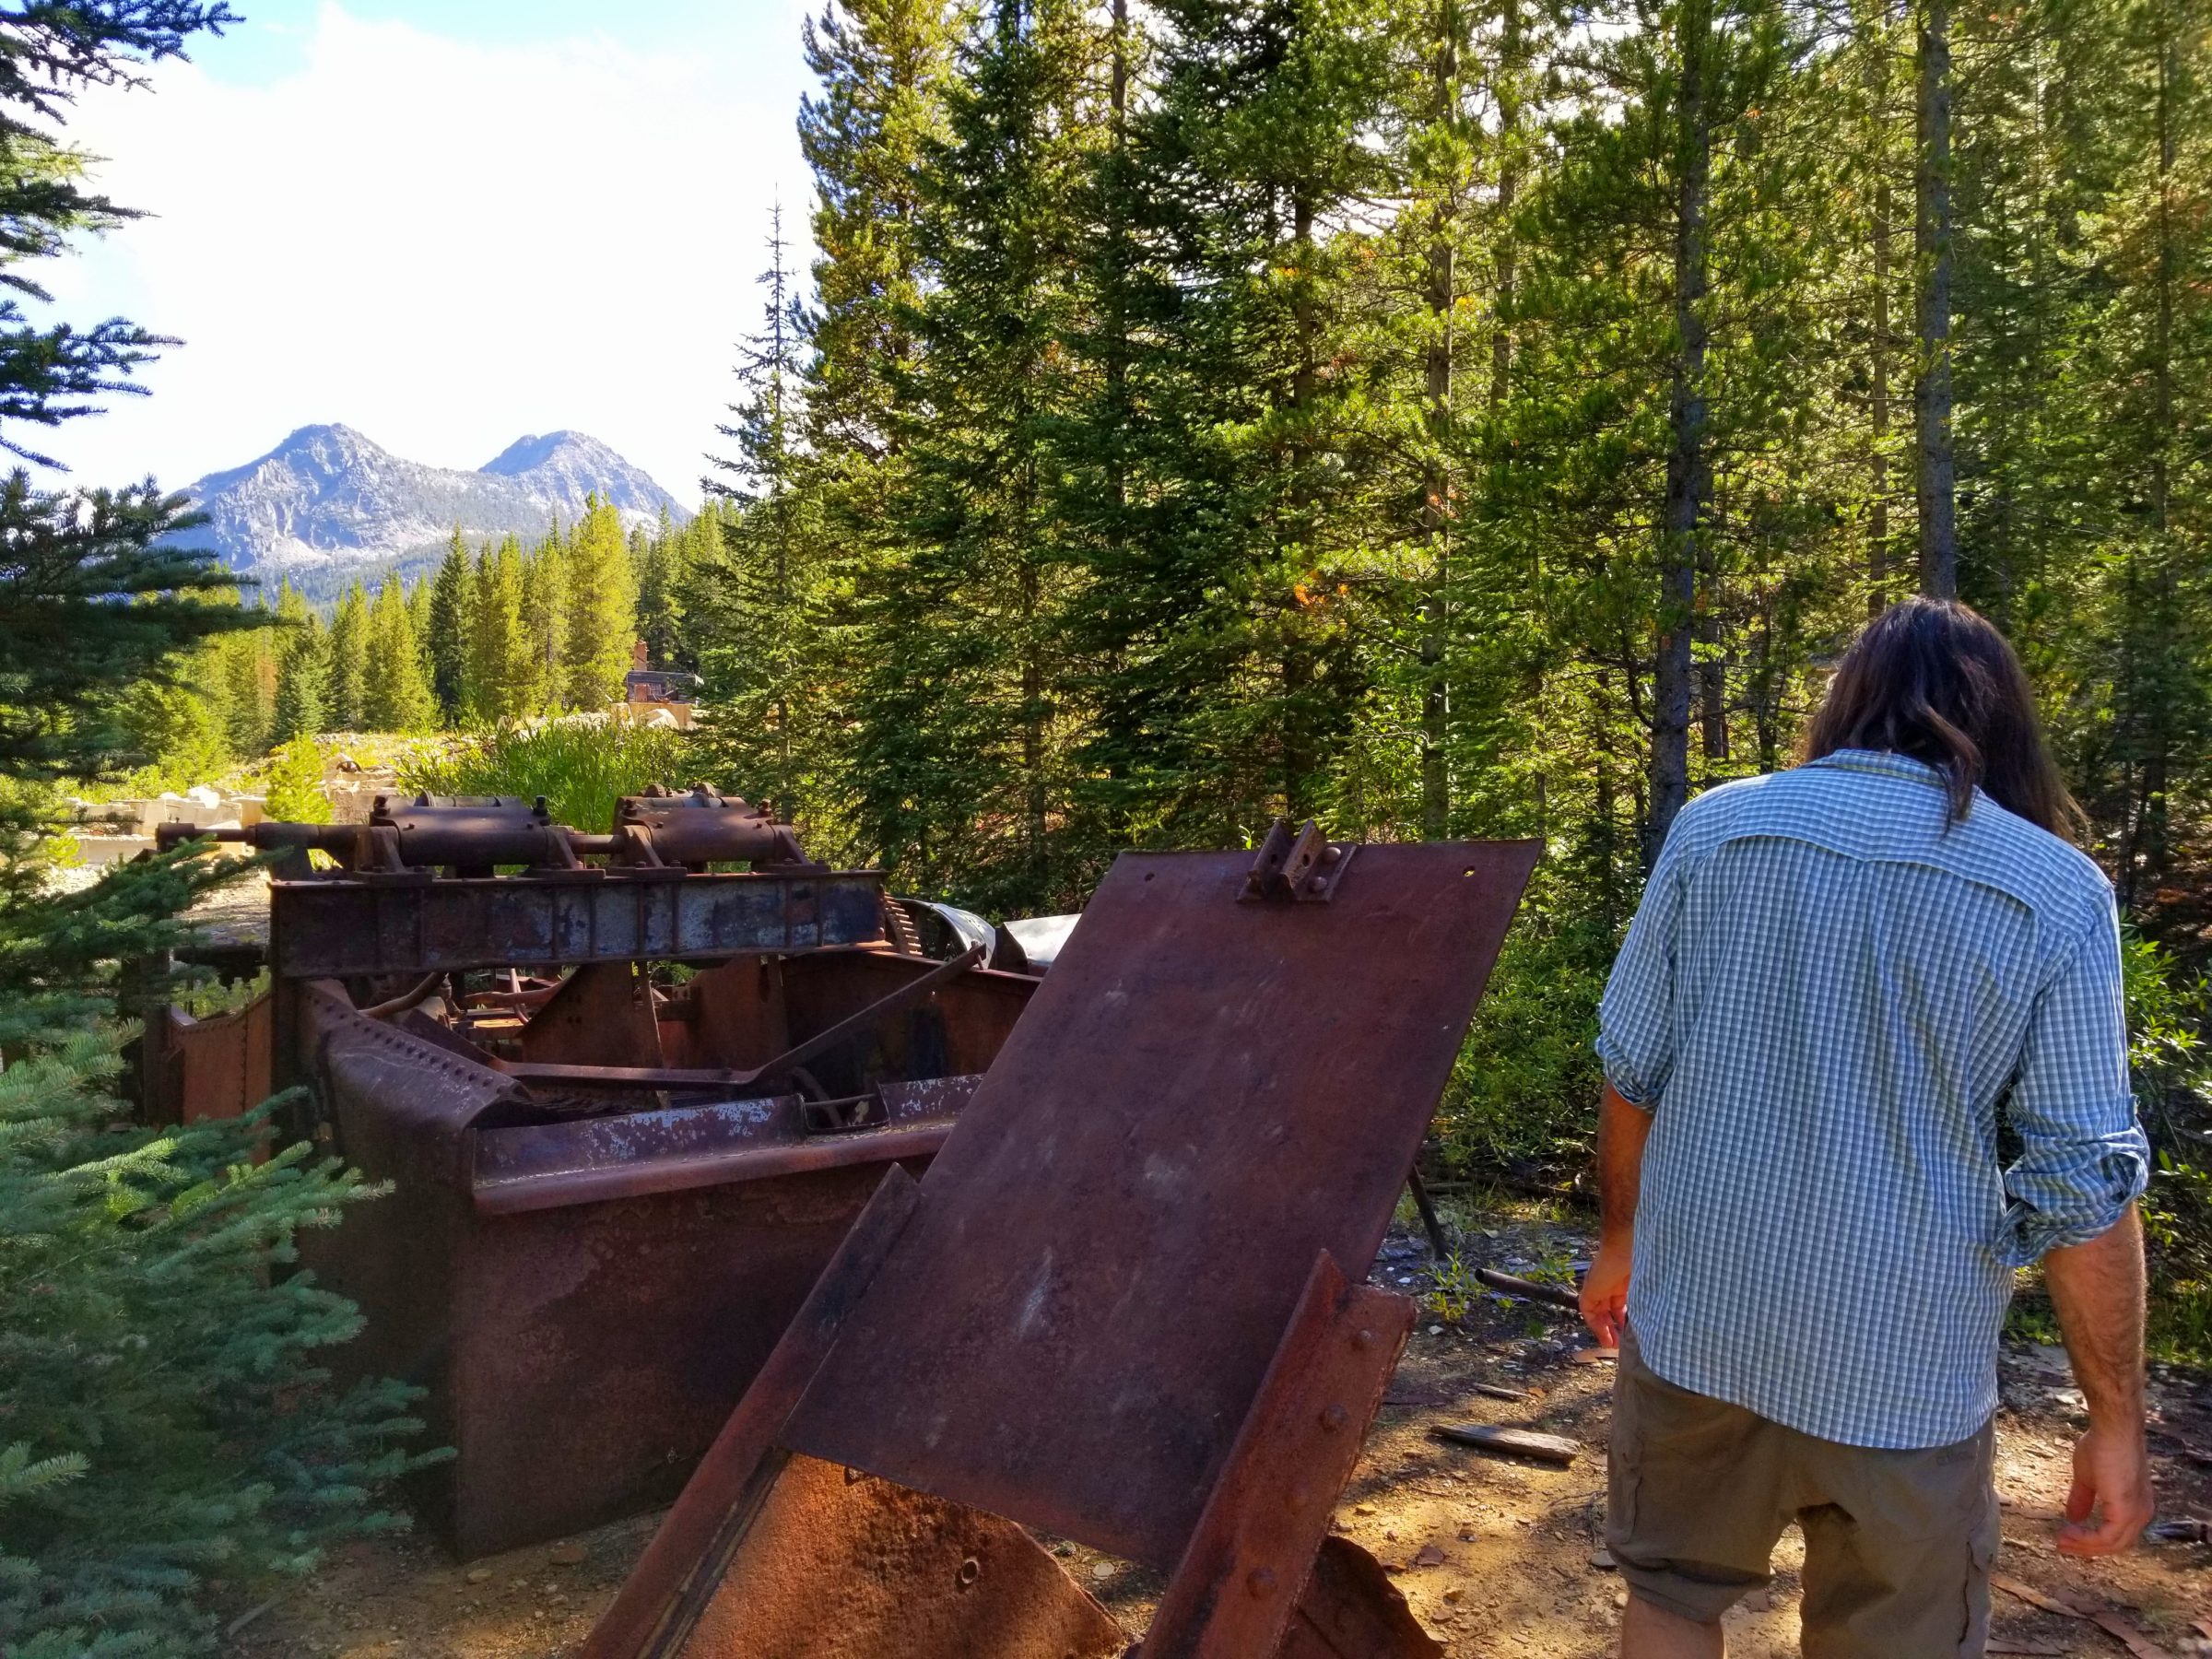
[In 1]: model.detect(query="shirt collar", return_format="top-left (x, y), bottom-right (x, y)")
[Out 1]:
top-left (1803, 748), bottom-right (1967, 794)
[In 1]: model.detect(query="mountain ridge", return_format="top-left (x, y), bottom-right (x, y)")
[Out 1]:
top-left (169, 423), bottom-right (688, 596)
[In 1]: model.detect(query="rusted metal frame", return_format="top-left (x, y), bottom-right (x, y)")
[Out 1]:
top-left (471, 1120), bottom-right (957, 1217)
top-left (511, 960), bottom-right (665, 1068)
top-left (580, 1164), bottom-right (924, 1659)
top-left (1141, 1251), bottom-right (1414, 1659)
top-left (492, 945), bottom-right (982, 1093)
top-left (267, 869), bottom-right (888, 979)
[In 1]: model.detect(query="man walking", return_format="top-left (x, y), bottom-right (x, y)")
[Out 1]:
top-left (1580, 599), bottom-right (2155, 1658)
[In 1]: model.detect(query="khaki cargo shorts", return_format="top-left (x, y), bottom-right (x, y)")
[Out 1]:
top-left (1606, 1325), bottom-right (2000, 1657)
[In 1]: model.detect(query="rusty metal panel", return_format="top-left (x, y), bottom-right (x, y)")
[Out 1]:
top-left (270, 871), bottom-right (886, 979)
top-left (1276, 1539), bottom-right (1443, 1659)
top-left (515, 961), bottom-right (665, 1067)
top-left (1144, 1253), bottom-right (1412, 1659)
top-left (582, 1169), bottom-right (924, 1659)
top-left (445, 1162), bottom-right (930, 1559)
top-left (782, 840), bottom-right (1537, 1568)
top-left (674, 1457), bottom-right (1126, 1659)
top-left (160, 991), bottom-right (273, 1124)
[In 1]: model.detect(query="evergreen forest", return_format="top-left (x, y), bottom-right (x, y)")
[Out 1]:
top-left (665, 0), bottom-right (2212, 1213)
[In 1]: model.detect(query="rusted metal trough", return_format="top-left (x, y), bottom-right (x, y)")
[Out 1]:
top-left (582, 824), bottom-right (1540, 1659)
top-left (159, 789), bottom-right (1037, 1560)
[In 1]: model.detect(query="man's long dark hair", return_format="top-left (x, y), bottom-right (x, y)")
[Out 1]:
top-left (1803, 598), bottom-right (2084, 841)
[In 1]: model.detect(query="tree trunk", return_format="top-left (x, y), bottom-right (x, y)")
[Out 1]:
top-left (1648, 0), bottom-right (1712, 868)
top-left (1418, 0), bottom-right (1463, 841)
top-left (1865, 6), bottom-right (1896, 618)
top-left (1913, 0), bottom-right (1957, 597)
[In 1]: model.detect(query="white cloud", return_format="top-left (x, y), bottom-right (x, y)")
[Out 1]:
top-left (36, 0), bottom-right (815, 505)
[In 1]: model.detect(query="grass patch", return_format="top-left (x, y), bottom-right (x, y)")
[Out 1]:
top-left (398, 721), bottom-right (695, 833)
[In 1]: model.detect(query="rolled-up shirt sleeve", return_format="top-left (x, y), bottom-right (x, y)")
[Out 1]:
top-left (1994, 895), bottom-right (2151, 1268)
top-left (1595, 825), bottom-right (1688, 1112)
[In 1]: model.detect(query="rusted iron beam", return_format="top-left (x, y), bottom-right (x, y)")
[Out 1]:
top-left (1142, 1252), bottom-right (1411, 1659)
top-left (269, 869), bottom-right (886, 978)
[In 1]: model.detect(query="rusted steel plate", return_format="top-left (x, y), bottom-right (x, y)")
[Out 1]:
top-left (582, 1169), bottom-right (923, 1659)
top-left (270, 871), bottom-right (886, 979)
top-left (1276, 1538), bottom-right (1443, 1659)
top-left (1143, 1253), bottom-right (1413, 1659)
top-left (515, 961), bottom-right (665, 1067)
top-left (782, 840), bottom-right (1537, 1568)
top-left (158, 990), bottom-right (273, 1124)
top-left (298, 982), bottom-right (979, 1559)
top-left (672, 1457), bottom-right (1125, 1659)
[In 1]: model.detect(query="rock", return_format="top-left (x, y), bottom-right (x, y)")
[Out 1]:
top-left (1354, 1504), bottom-right (1376, 1516)
top-left (1615, 1589), bottom-right (1630, 1609)
top-left (465, 1568), bottom-right (491, 1584)
top-left (1443, 1587), bottom-right (1465, 1603)
top-left (1590, 1549), bottom-right (1617, 1571)
top-left (1414, 1545), bottom-right (1447, 1568)
top-left (1090, 1560), bottom-right (1117, 1581)
top-left (548, 1542), bottom-right (586, 1567)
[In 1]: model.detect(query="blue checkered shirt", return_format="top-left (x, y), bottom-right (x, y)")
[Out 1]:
top-left (1597, 749), bottom-right (2149, 1449)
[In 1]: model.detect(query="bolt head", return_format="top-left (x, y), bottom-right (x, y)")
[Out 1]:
top-left (1248, 1568), bottom-right (1278, 1598)
top-left (1319, 1402), bottom-right (1349, 1432)
top-left (1352, 1327), bottom-right (1378, 1350)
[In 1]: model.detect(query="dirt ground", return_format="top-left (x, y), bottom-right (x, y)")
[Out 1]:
top-left (222, 1221), bottom-right (2212, 1659)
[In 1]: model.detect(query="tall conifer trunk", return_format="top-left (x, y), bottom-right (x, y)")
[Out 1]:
top-left (1913, 0), bottom-right (1958, 596)
top-left (1865, 3), bottom-right (1896, 616)
top-left (1418, 0), bottom-right (1461, 841)
top-left (1649, 0), bottom-right (1712, 866)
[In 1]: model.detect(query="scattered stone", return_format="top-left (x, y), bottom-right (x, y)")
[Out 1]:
top-left (547, 1543), bottom-right (586, 1568)
top-left (465, 1568), bottom-right (491, 1584)
top-left (1414, 1545), bottom-right (1447, 1568)
top-left (1442, 1587), bottom-right (1465, 1603)
top-left (1354, 1503), bottom-right (1376, 1516)
top-left (1089, 1560), bottom-right (1117, 1582)
top-left (1590, 1549), bottom-right (1616, 1571)
top-left (1615, 1589), bottom-right (1630, 1609)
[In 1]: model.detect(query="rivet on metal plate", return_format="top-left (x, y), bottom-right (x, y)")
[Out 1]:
top-left (1319, 1403), bottom-right (1349, 1433)
top-left (1247, 1567), bottom-right (1277, 1598)
top-left (1352, 1327), bottom-right (1378, 1350)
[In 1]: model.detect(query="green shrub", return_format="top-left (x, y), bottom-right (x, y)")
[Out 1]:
top-left (260, 735), bottom-right (329, 825)
top-left (0, 806), bottom-right (437, 1656)
top-left (1432, 864), bottom-right (1613, 1181)
top-left (398, 720), bottom-right (694, 834)
top-left (2121, 929), bottom-right (2212, 1364)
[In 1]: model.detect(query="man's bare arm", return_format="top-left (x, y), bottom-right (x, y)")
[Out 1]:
top-left (2042, 1206), bottom-right (2155, 1556)
top-left (1579, 1082), bottom-right (1652, 1347)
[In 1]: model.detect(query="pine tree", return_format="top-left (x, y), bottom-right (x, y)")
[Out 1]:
top-left (359, 575), bottom-right (434, 733)
top-left (696, 206), bottom-right (830, 831)
top-left (518, 527), bottom-right (566, 712)
top-left (268, 580), bottom-right (326, 745)
top-left (466, 541), bottom-right (527, 722)
top-left (214, 615), bottom-right (273, 759)
top-left (842, 0), bottom-right (1102, 909)
top-left (425, 530), bottom-right (473, 725)
top-left (559, 495), bottom-right (638, 709)
top-left (634, 507), bottom-right (688, 671)
top-left (800, 0), bottom-right (961, 465)
top-left (1076, 0), bottom-right (1394, 844)
top-left (324, 581), bottom-right (369, 732)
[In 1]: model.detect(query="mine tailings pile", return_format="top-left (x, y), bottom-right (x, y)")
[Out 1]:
top-left (155, 804), bottom-right (1540, 1657)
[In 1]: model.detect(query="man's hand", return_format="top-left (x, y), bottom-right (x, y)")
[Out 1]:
top-left (1583, 1084), bottom-right (1653, 1349)
top-left (1581, 1235), bottom-right (1631, 1348)
top-left (2043, 1206), bottom-right (2153, 1557)
top-left (2058, 1423), bottom-right (2155, 1557)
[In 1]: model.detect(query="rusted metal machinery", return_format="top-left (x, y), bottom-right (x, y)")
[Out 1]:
top-left (159, 789), bottom-right (1038, 1560)
top-left (582, 829), bottom-right (1540, 1659)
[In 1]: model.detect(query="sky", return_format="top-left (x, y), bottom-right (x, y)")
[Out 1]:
top-left (34, 0), bottom-right (820, 509)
